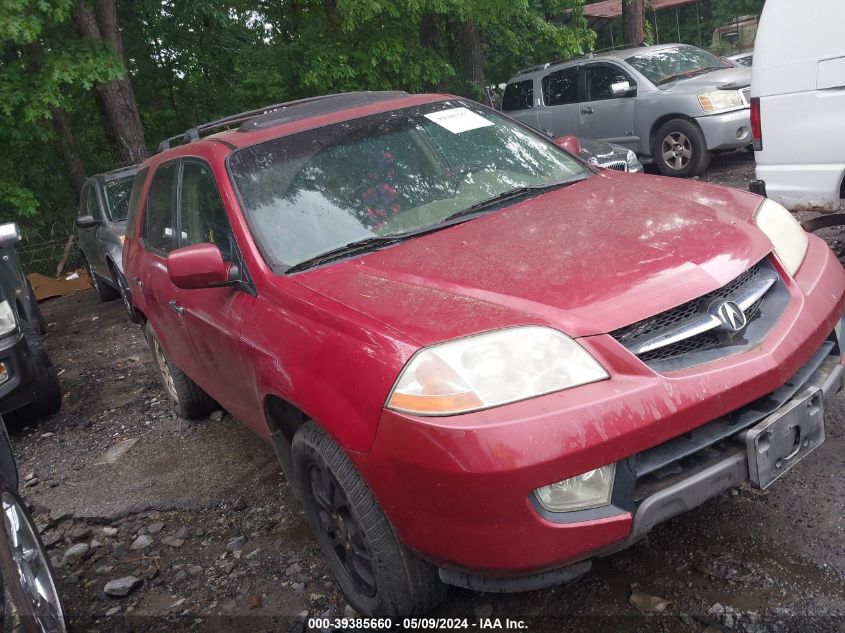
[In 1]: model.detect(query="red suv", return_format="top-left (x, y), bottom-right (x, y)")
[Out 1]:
top-left (123, 92), bottom-right (845, 616)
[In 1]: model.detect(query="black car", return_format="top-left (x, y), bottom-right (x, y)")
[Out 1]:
top-left (0, 224), bottom-right (61, 421)
top-left (0, 415), bottom-right (66, 630)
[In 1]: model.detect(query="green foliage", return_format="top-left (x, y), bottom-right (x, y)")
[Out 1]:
top-left (2, 0), bottom-right (595, 270)
top-left (0, 0), bottom-right (123, 229)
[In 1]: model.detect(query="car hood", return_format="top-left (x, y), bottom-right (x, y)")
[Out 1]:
top-left (578, 138), bottom-right (627, 164)
top-left (667, 66), bottom-right (751, 90)
top-left (293, 171), bottom-right (771, 346)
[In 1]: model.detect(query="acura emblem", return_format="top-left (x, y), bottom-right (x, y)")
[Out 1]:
top-left (713, 301), bottom-right (747, 332)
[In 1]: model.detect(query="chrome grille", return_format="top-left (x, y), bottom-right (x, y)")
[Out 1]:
top-left (611, 260), bottom-right (783, 370)
top-left (601, 160), bottom-right (628, 172)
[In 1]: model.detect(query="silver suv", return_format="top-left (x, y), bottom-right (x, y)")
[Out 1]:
top-left (502, 44), bottom-right (752, 177)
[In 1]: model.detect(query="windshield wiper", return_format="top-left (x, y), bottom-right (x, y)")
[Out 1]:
top-left (285, 235), bottom-right (407, 274)
top-left (658, 66), bottom-right (725, 85)
top-left (440, 177), bottom-right (586, 223)
top-left (285, 177), bottom-right (586, 273)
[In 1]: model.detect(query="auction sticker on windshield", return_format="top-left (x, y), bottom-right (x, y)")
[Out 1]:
top-left (424, 107), bottom-right (493, 134)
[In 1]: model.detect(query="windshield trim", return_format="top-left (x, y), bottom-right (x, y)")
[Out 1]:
top-left (225, 99), bottom-right (593, 275)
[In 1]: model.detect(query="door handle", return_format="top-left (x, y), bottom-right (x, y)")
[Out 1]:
top-left (168, 300), bottom-right (184, 314)
top-left (581, 107), bottom-right (595, 115)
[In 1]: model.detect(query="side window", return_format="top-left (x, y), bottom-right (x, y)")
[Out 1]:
top-left (179, 161), bottom-right (234, 261)
top-left (542, 67), bottom-right (579, 106)
top-left (585, 64), bottom-right (634, 101)
top-left (84, 185), bottom-right (101, 221)
top-left (124, 167), bottom-right (149, 240)
top-left (142, 163), bottom-right (177, 254)
top-left (501, 79), bottom-right (534, 111)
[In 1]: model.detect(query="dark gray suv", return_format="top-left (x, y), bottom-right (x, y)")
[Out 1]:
top-left (0, 224), bottom-right (61, 422)
top-left (76, 165), bottom-right (138, 319)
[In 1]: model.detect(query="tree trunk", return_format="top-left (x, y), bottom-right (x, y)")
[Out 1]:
top-left (419, 13), bottom-right (437, 50)
top-left (74, 0), bottom-right (147, 164)
top-left (457, 20), bottom-right (484, 98)
top-left (622, 0), bottom-right (645, 46)
top-left (50, 107), bottom-right (87, 196)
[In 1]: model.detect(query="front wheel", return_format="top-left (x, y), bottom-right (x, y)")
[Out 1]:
top-left (652, 118), bottom-right (710, 177)
top-left (291, 422), bottom-right (445, 617)
top-left (12, 321), bottom-right (61, 422)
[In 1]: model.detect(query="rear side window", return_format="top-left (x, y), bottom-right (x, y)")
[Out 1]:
top-left (502, 80), bottom-right (534, 111)
top-left (542, 67), bottom-right (578, 106)
top-left (124, 167), bottom-right (149, 239)
top-left (179, 161), bottom-right (235, 261)
top-left (142, 164), bottom-right (177, 254)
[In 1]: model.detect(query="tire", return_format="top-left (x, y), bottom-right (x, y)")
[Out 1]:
top-left (291, 422), bottom-right (445, 617)
top-left (652, 118), bottom-right (711, 177)
top-left (112, 266), bottom-right (137, 323)
top-left (82, 256), bottom-right (119, 302)
top-left (13, 321), bottom-right (61, 422)
top-left (145, 322), bottom-right (216, 419)
top-left (25, 280), bottom-right (47, 335)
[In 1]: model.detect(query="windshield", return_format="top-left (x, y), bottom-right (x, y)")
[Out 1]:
top-left (626, 46), bottom-right (730, 85)
top-left (104, 175), bottom-right (135, 221)
top-left (229, 101), bottom-right (588, 271)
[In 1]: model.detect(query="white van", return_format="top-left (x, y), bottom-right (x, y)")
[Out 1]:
top-left (750, 0), bottom-right (845, 211)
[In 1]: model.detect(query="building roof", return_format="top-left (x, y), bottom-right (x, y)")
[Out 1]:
top-left (584, 0), bottom-right (702, 21)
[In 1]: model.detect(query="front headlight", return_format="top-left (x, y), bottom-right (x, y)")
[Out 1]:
top-left (754, 198), bottom-right (809, 276)
top-left (386, 326), bottom-right (609, 416)
top-left (0, 301), bottom-right (16, 337)
top-left (698, 89), bottom-right (744, 113)
top-left (535, 464), bottom-right (616, 512)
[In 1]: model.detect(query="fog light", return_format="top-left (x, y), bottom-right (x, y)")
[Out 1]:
top-left (737, 126), bottom-right (749, 140)
top-left (0, 363), bottom-right (8, 384)
top-left (535, 464), bottom-right (616, 512)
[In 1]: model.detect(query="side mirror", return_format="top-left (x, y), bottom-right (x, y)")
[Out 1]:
top-left (553, 135), bottom-right (582, 157)
top-left (167, 243), bottom-right (230, 290)
top-left (611, 80), bottom-right (635, 97)
top-left (0, 223), bottom-right (21, 246)
top-left (75, 215), bottom-right (100, 229)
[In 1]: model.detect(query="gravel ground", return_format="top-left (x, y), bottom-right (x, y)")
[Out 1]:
top-left (10, 154), bottom-right (845, 632)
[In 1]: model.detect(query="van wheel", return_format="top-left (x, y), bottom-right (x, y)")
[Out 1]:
top-left (14, 321), bottom-right (61, 422)
top-left (652, 119), bottom-right (710, 177)
top-left (83, 256), bottom-right (119, 302)
top-left (291, 422), bottom-right (445, 617)
top-left (146, 323), bottom-right (216, 419)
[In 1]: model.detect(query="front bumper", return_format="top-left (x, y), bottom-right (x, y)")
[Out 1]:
top-left (695, 108), bottom-right (752, 151)
top-left (0, 332), bottom-right (38, 414)
top-left (351, 236), bottom-right (845, 583)
top-left (752, 163), bottom-right (845, 212)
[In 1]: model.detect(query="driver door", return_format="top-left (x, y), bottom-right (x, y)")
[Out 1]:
top-left (578, 62), bottom-right (639, 150)
top-left (171, 159), bottom-right (251, 421)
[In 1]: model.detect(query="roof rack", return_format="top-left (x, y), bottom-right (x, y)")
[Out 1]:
top-left (156, 97), bottom-right (332, 153)
top-left (155, 92), bottom-right (409, 154)
top-left (513, 42), bottom-right (647, 77)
